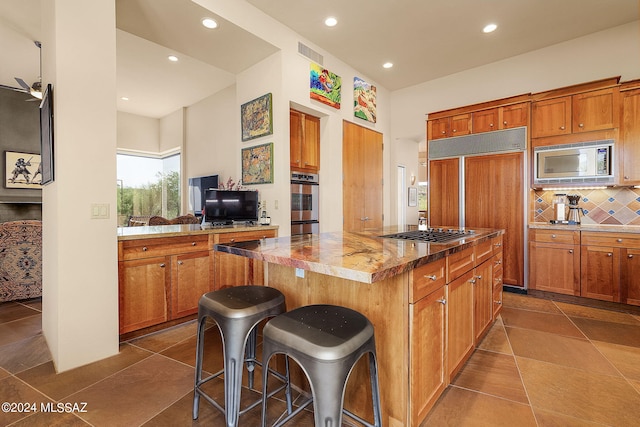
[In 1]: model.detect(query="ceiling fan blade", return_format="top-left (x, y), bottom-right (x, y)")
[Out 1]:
top-left (15, 77), bottom-right (30, 91)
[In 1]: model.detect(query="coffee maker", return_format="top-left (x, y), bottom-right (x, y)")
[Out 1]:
top-left (567, 194), bottom-right (584, 224)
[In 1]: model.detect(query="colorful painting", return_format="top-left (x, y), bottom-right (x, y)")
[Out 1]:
top-left (241, 93), bottom-right (273, 142)
top-left (310, 63), bottom-right (341, 109)
top-left (4, 151), bottom-right (42, 189)
top-left (242, 142), bottom-right (274, 185)
top-left (354, 77), bottom-right (377, 123)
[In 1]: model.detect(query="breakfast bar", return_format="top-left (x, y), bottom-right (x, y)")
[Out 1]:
top-left (215, 226), bottom-right (505, 426)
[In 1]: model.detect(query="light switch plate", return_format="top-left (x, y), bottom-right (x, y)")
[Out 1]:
top-left (90, 203), bottom-right (109, 219)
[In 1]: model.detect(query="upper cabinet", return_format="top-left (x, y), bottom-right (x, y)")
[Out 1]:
top-left (427, 113), bottom-right (471, 140)
top-left (290, 109), bottom-right (320, 172)
top-left (619, 81), bottom-right (640, 185)
top-left (472, 103), bottom-right (530, 133)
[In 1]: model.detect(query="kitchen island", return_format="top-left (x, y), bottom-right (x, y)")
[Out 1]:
top-left (215, 226), bottom-right (504, 426)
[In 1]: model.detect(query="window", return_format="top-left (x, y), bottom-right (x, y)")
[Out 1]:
top-left (116, 152), bottom-right (181, 226)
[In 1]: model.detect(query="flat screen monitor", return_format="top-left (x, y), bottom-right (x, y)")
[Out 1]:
top-left (188, 175), bottom-right (218, 216)
top-left (204, 190), bottom-right (259, 224)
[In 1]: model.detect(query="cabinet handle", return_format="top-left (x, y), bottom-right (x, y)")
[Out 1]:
top-left (361, 216), bottom-right (370, 221)
top-left (489, 123), bottom-right (494, 127)
top-left (192, 242), bottom-right (196, 246)
top-left (607, 253), bottom-right (613, 257)
top-left (503, 121), bottom-right (508, 125)
top-left (476, 275), bottom-right (483, 280)
top-left (494, 243), bottom-right (502, 247)
top-left (177, 260), bottom-right (183, 265)
top-left (494, 300), bottom-right (502, 305)
top-left (625, 175), bottom-right (630, 179)
top-left (441, 130), bottom-right (446, 134)
top-left (559, 126), bottom-right (565, 130)
top-left (617, 239), bottom-right (623, 243)
top-left (452, 129), bottom-right (457, 133)
top-left (569, 249), bottom-right (573, 254)
top-left (578, 123), bottom-right (584, 128)
top-left (494, 260), bottom-right (502, 265)
top-left (230, 238), bottom-right (235, 243)
top-left (424, 274), bottom-right (437, 281)
top-left (142, 246), bottom-right (148, 251)
top-left (551, 234), bottom-right (556, 238)
top-left (470, 278), bottom-right (477, 284)
top-left (629, 254), bottom-right (634, 259)
top-left (436, 298), bottom-right (446, 305)
top-left (159, 263), bottom-right (166, 268)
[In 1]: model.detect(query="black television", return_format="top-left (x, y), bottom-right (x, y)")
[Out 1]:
top-left (204, 190), bottom-right (259, 224)
top-left (188, 175), bottom-right (218, 216)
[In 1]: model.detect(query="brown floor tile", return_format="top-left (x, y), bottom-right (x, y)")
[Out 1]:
top-left (500, 307), bottom-right (585, 338)
top-left (477, 317), bottom-right (512, 355)
top-left (451, 349), bottom-right (528, 404)
top-left (593, 340), bottom-right (640, 381)
top-left (630, 379), bottom-right (640, 394)
top-left (421, 386), bottom-right (537, 427)
top-left (502, 292), bottom-right (562, 314)
top-left (161, 326), bottom-right (224, 374)
top-left (0, 333), bottom-right (52, 373)
top-left (9, 411), bottom-right (91, 427)
top-left (0, 301), bottom-right (41, 324)
top-left (555, 301), bottom-right (640, 325)
top-left (129, 320), bottom-right (198, 354)
top-left (570, 316), bottom-right (640, 348)
top-left (68, 354), bottom-right (194, 426)
top-left (533, 408), bottom-right (604, 426)
top-left (0, 376), bottom-right (52, 426)
top-left (517, 357), bottom-right (640, 426)
top-left (16, 343), bottom-right (152, 401)
top-left (19, 298), bottom-right (42, 311)
top-left (0, 366), bottom-right (9, 380)
top-left (506, 327), bottom-right (619, 376)
top-left (0, 314), bottom-right (42, 347)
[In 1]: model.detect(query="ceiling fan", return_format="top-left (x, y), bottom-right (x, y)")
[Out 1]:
top-left (14, 41), bottom-right (42, 101)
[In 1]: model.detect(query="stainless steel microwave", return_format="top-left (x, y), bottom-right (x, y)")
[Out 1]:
top-left (533, 140), bottom-right (614, 186)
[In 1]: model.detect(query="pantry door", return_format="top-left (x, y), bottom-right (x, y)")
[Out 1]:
top-left (343, 121), bottom-right (383, 232)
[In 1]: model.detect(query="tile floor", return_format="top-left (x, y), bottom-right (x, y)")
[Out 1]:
top-left (1, 293), bottom-right (640, 426)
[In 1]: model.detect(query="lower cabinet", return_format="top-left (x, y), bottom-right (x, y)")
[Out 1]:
top-left (172, 251), bottom-right (213, 318)
top-left (529, 229), bottom-right (580, 295)
top-left (214, 229), bottom-right (278, 287)
top-left (622, 247), bottom-right (640, 305)
top-left (447, 269), bottom-right (475, 379)
top-left (473, 258), bottom-right (493, 345)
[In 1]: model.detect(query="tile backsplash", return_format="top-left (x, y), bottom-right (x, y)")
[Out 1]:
top-left (533, 187), bottom-right (640, 226)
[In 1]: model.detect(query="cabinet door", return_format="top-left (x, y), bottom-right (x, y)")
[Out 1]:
top-left (172, 250), bottom-right (213, 319)
top-left (119, 257), bottom-right (169, 334)
top-left (450, 114), bottom-right (472, 136)
top-left (620, 89), bottom-right (640, 184)
top-left (447, 270), bottom-right (475, 380)
top-left (580, 245), bottom-right (620, 302)
top-left (473, 260), bottom-right (493, 344)
top-left (472, 108), bottom-right (499, 133)
top-left (428, 158), bottom-right (459, 227)
top-left (622, 248), bottom-right (640, 306)
top-left (410, 287), bottom-right (446, 424)
top-left (500, 103), bottom-right (529, 129)
top-left (289, 110), bottom-right (303, 169)
top-left (301, 114), bottom-right (320, 171)
top-left (428, 117), bottom-right (449, 140)
top-left (531, 96), bottom-right (571, 138)
top-left (529, 241), bottom-right (580, 295)
top-left (572, 88), bottom-right (617, 133)
top-left (215, 230), bottom-right (276, 288)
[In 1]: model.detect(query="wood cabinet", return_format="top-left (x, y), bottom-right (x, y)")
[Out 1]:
top-left (427, 114), bottom-right (472, 140)
top-left (473, 256), bottom-right (493, 344)
top-left (531, 87), bottom-right (619, 139)
top-left (580, 232), bottom-right (640, 303)
top-left (619, 86), bottom-right (640, 185)
top-left (290, 109), bottom-right (320, 172)
top-left (428, 158), bottom-right (460, 227)
top-left (446, 269), bottom-right (475, 380)
top-left (529, 229), bottom-right (580, 296)
top-left (492, 234), bottom-right (504, 318)
top-left (118, 234), bottom-right (213, 334)
top-left (214, 229), bottom-right (278, 287)
top-left (471, 102), bottom-right (529, 133)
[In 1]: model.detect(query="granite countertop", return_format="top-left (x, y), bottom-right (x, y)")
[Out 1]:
top-left (117, 223), bottom-right (279, 240)
top-left (529, 222), bottom-right (640, 234)
top-left (214, 226), bottom-right (504, 284)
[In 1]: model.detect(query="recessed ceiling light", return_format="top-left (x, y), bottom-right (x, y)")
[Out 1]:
top-left (121, 97), bottom-right (129, 101)
top-left (383, 62), bottom-right (393, 69)
top-left (168, 55), bottom-right (179, 62)
top-left (202, 18), bottom-right (218, 29)
top-left (324, 17), bottom-right (337, 27)
top-left (483, 23), bottom-right (497, 33)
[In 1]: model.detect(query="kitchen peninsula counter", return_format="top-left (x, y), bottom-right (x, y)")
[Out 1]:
top-left (117, 223), bottom-right (279, 240)
top-left (215, 226), bottom-right (505, 426)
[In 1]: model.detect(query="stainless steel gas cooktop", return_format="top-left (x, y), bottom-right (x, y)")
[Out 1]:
top-left (380, 228), bottom-right (476, 244)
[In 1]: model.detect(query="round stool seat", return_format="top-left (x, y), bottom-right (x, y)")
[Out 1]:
top-left (199, 285), bottom-right (286, 319)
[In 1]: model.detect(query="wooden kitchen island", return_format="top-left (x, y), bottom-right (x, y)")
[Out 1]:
top-left (215, 226), bottom-right (504, 426)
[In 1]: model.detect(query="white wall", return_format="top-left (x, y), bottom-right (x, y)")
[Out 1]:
top-left (117, 111), bottom-right (159, 152)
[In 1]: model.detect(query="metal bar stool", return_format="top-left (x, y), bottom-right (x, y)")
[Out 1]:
top-left (261, 304), bottom-right (382, 427)
top-left (193, 286), bottom-right (292, 427)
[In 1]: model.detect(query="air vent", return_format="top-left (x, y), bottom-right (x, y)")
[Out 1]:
top-left (428, 127), bottom-right (527, 159)
top-left (298, 42), bottom-right (323, 65)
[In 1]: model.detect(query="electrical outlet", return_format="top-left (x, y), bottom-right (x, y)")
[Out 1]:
top-left (274, 200), bottom-right (278, 209)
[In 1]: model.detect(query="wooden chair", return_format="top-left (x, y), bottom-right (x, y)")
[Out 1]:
top-left (170, 214), bottom-right (200, 225)
top-left (148, 216), bottom-right (171, 225)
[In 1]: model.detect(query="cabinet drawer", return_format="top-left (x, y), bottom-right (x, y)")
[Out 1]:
top-left (411, 258), bottom-right (446, 303)
top-left (447, 246), bottom-right (475, 283)
top-left (122, 235), bottom-right (210, 260)
top-left (581, 232), bottom-right (640, 249)
top-left (216, 229), bottom-right (277, 244)
top-left (475, 239), bottom-right (493, 266)
top-left (492, 235), bottom-right (503, 254)
top-left (530, 229), bottom-right (579, 244)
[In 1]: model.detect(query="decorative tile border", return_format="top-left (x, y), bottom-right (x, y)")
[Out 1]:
top-left (533, 187), bottom-right (640, 225)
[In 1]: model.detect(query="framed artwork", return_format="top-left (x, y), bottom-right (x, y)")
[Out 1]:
top-left (354, 77), bottom-right (377, 123)
top-left (241, 93), bottom-right (273, 142)
top-left (310, 63), bottom-right (341, 109)
top-left (242, 142), bottom-right (274, 185)
top-left (4, 151), bottom-right (42, 189)
top-left (40, 83), bottom-right (54, 185)
top-left (408, 187), bottom-right (418, 207)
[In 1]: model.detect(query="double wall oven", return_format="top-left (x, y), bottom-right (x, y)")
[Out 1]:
top-left (291, 172), bottom-right (319, 235)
